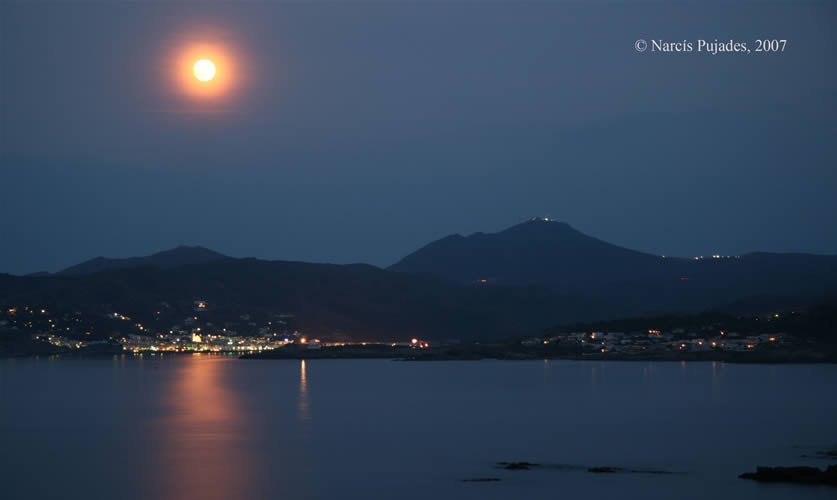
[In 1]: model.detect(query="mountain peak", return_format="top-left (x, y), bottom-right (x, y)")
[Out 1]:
top-left (150, 245), bottom-right (226, 260)
top-left (500, 217), bottom-right (575, 234)
top-left (521, 216), bottom-right (563, 224)
top-left (58, 246), bottom-right (228, 276)
top-left (389, 220), bottom-right (660, 287)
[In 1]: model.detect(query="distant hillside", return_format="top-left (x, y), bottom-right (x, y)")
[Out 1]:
top-left (390, 219), bottom-right (837, 313)
top-left (0, 258), bottom-right (603, 341)
top-left (58, 246), bottom-right (228, 275)
top-left (3, 220), bottom-right (836, 343)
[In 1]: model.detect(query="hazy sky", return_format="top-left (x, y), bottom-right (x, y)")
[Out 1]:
top-left (1, 0), bottom-right (835, 274)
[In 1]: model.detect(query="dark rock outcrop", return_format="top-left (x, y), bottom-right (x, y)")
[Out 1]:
top-left (497, 462), bottom-right (539, 470)
top-left (739, 465), bottom-right (837, 486)
top-left (588, 467), bottom-right (623, 473)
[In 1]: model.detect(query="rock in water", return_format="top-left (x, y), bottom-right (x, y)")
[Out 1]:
top-left (498, 462), bottom-right (539, 470)
top-left (739, 465), bottom-right (837, 486)
top-left (588, 467), bottom-right (623, 473)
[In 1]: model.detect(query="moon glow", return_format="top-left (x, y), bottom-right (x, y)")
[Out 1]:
top-left (169, 32), bottom-right (250, 102)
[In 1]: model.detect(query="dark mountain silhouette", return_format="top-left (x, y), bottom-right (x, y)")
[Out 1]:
top-left (392, 218), bottom-right (662, 285)
top-left (0, 258), bottom-right (603, 341)
top-left (58, 246), bottom-right (228, 275)
top-left (2, 220), bottom-right (836, 343)
top-left (390, 219), bottom-right (837, 313)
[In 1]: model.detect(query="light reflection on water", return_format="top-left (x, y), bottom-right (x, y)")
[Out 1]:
top-left (299, 359), bottom-right (310, 423)
top-left (153, 355), bottom-right (256, 500)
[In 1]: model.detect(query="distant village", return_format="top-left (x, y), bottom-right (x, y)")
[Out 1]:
top-left (0, 295), bottom-right (828, 360)
top-left (0, 300), bottom-right (432, 355)
top-left (521, 328), bottom-right (783, 354)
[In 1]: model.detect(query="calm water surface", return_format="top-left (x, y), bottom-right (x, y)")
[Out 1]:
top-left (1, 356), bottom-right (836, 499)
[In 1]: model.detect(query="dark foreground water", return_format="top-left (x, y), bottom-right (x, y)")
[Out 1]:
top-left (1, 356), bottom-right (836, 500)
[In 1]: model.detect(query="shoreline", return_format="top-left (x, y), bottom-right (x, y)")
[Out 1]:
top-left (3, 344), bottom-right (834, 364)
top-left (239, 344), bottom-right (837, 364)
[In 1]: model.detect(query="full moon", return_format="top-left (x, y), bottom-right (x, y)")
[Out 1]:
top-left (193, 59), bottom-right (217, 82)
top-left (173, 41), bottom-right (239, 99)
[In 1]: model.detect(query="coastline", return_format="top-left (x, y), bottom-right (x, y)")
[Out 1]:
top-left (3, 341), bottom-right (834, 364)
top-left (238, 344), bottom-right (837, 364)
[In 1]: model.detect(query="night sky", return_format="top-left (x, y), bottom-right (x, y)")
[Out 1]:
top-left (1, 0), bottom-right (835, 275)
